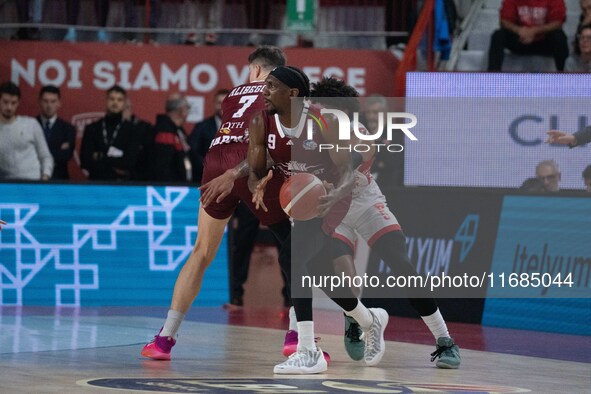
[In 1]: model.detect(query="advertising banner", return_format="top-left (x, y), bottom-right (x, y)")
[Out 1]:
top-left (404, 73), bottom-right (591, 190)
top-left (0, 183), bottom-right (227, 306)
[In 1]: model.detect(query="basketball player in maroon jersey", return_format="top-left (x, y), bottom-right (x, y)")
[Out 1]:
top-left (309, 77), bottom-right (461, 369)
top-left (141, 46), bottom-right (292, 360)
top-left (247, 66), bottom-right (389, 374)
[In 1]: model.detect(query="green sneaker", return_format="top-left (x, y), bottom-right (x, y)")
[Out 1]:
top-left (430, 337), bottom-right (461, 369)
top-left (344, 315), bottom-right (364, 361)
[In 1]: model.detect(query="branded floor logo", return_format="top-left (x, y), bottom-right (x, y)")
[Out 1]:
top-left (81, 378), bottom-right (529, 393)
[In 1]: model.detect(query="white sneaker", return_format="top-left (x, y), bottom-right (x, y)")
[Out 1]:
top-left (361, 308), bottom-right (389, 366)
top-left (273, 346), bottom-right (328, 374)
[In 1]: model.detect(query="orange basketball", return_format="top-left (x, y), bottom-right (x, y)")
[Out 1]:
top-left (279, 173), bottom-right (327, 221)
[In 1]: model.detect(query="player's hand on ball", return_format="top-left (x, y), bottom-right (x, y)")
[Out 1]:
top-left (317, 182), bottom-right (337, 218)
top-left (252, 170), bottom-right (273, 212)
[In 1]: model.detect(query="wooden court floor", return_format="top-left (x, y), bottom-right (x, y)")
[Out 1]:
top-left (0, 306), bottom-right (589, 393)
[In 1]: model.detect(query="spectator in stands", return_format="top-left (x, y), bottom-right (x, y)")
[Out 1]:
top-left (520, 177), bottom-right (545, 191)
top-left (181, 0), bottom-right (223, 45)
top-left (189, 89), bottom-right (228, 184)
top-left (487, 0), bottom-right (569, 71)
top-left (124, 0), bottom-right (161, 43)
top-left (565, 24), bottom-right (591, 71)
top-left (122, 98), bottom-right (153, 181)
top-left (36, 85), bottom-right (76, 180)
top-left (535, 160), bottom-right (561, 191)
top-left (149, 94), bottom-right (192, 182)
top-left (583, 165), bottom-right (591, 192)
top-left (12, 0), bottom-right (44, 40)
top-left (579, 0), bottom-right (591, 29)
top-left (0, 82), bottom-right (53, 181)
top-left (81, 85), bottom-right (140, 181)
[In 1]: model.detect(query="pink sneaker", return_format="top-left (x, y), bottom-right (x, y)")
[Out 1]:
top-left (282, 330), bottom-right (298, 357)
top-left (282, 330), bottom-right (331, 365)
top-left (141, 329), bottom-right (176, 360)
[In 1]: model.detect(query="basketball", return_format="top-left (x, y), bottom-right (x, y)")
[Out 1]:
top-left (279, 173), bottom-right (327, 221)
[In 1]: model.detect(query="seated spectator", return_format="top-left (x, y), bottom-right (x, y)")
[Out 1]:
top-left (0, 82), bottom-right (53, 181)
top-left (583, 165), bottom-right (591, 192)
top-left (520, 177), bottom-right (545, 191)
top-left (565, 24), bottom-right (591, 71)
top-left (149, 94), bottom-right (192, 183)
top-left (81, 85), bottom-right (141, 181)
top-left (488, 0), bottom-right (569, 71)
top-left (579, 0), bottom-right (591, 29)
top-left (535, 159), bottom-right (561, 191)
top-left (36, 85), bottom-right (76, 180)
top-left (13, 0), bottom-right (44, 40)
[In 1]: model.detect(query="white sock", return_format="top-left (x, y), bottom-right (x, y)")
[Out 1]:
top-left (296, 321), bottom-right (316, 350)
top-left (288, 307), bottom-right (298, 331)
top-left (160, 309), bottom-right (185, 338)
top-left (344, 301), bottom-right (373, 329)
top-left (421, 308), bottom-right (450, 340)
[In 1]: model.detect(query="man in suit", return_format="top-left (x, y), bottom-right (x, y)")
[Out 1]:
top-left (81, 85), bottom-right (141, 181)
top-left (36, 85), bottom-right (76, 180)
top-left (189, 89), bottom-right (229, 184)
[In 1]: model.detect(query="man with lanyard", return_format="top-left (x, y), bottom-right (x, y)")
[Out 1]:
top-left (81, 85), bottom-right (140, 180)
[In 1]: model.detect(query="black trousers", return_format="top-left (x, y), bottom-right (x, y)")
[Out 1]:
top-left (231, 202), bottom-right (290, 303)
top-left (487, 28), bottom-right (569, 71)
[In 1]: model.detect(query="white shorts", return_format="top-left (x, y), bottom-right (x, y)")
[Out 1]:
top-left (334, 182), bottom-right (401, 250)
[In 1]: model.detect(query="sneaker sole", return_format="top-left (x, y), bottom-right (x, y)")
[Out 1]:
top-left (436, 360), bottom-right (460, 369)
top-left (141, 348), bottom-right (171, 361)
top-left (273, 359), bottom-right (328, 374)
top-left (365, 308), bottom-right (389, 367)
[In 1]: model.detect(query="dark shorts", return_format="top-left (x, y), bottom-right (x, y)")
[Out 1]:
top-left (201, 143), bottom-right (288, 225)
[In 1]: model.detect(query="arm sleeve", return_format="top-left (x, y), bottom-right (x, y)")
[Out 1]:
top-left (52, 122), bottom-right (76, 162)
top-left (32, 120), bottom-right (54, 178)
top-left (500, 0), bottom-right (517, 24)
top-left (80, 125), bottom-right (109, 173)
top-left (547, 0), bottom-right (566, 23)
top-left (573, 127), bottom-right (591, 146)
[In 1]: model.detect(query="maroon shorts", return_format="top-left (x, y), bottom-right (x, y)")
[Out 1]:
top-left (201, 143), bottom-right (288, 226)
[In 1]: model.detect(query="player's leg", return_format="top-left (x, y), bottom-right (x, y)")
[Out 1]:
top-left (229, 202), bottom-right (260, 306)
top-left (141, 207), bottom-right (231, 360)
top-left (309, 240), bottom-right (388, 367)
top-left (332, 228), bottom-right (364, 361)
top-left (273, 219), bottom-right (328, 374)
top-left (371, 229), bottom-right (461, 369)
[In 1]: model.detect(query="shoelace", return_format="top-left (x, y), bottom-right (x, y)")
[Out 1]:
top-left (430, 344), bottom-right (452, 362)
top-left (345, 322), bottom-right (362, 343)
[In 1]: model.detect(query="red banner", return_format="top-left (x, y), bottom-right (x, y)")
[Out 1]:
top-left (0, 41), bottom-right (399, 130)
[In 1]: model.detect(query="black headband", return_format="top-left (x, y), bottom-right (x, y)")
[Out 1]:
top-left (269, 66), bottom-right (310, 97)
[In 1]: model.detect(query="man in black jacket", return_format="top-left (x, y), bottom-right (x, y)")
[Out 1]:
top-left (149, 94), bottom-right (192, 182)
top-left (36, 85), bottom-right (76, 180)
top-left (81, 85), bottom-right (141, 181)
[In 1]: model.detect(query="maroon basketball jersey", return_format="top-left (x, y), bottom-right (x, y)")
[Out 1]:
top-left (209, 81), bottom-right (265, 150)
top-left (263, 103), bottom-right (351, 233)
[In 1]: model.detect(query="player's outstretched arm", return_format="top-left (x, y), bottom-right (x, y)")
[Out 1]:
top-left (546, 130), bottom-right (576, 145)
top-left (0, 219), bottom-right (7, 231)
top-left (247, 113), bottom-right (271, 211)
